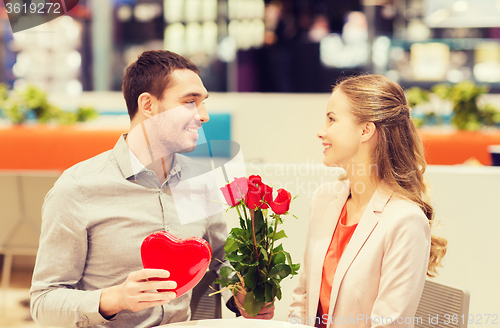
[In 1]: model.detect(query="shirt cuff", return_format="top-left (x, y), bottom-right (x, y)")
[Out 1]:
top-left (83, 289), bottom-right (116, 325)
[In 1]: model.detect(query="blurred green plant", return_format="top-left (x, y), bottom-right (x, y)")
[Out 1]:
top-left (432, 81), bottom-right (500, 131)
top-left (406, 82), bottom-right (500, 131)
top-left (405, 86), bottom-right (435, 128)
top-left (0, 83), bottom-right (98, 125)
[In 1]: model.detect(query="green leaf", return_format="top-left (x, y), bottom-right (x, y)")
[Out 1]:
top-left (220, 266), bottom-right (233, 280)
top-left (272, 251), bottom-right (286, 264)
top-left (265, 282), bottom-right (276, 303)
top-left (271, 230), bottom-right (287, 241)
top-left (269, 263), bottom-right (291, 280)
top-left (224, 238), bottom-right (240, 253)
top-left (254, 210), bottom-right (265, 233)
top-left (253, 285), bottom-right (266, 303)
top-left (284, 250), bottom-right (293, 267)
top-left (226, 253), bottom-right (244, 262)
top-left (292, 263), bottom-right (301, 275)
top-left (258, 245), bottom-right (269, 262)
top-left (239, 217), bottom-right (246, 229)
top-left (243, 291), bottom-right (266, 317)
top-left (273, 244), bottom-right (283, 253)
top-left (244, 266), bottom-right (258, 289)
top-left (229, 274), bottom-right (240, 285)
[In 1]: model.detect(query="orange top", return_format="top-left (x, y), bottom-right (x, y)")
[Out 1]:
top-left (318, 202), bottom-right (358, 328)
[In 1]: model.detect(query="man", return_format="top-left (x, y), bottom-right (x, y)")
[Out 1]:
top-left (30, 50), bottom-right (273, 327)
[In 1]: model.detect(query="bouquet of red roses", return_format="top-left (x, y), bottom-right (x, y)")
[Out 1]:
top-left (216, 175), bottom-right (300, 317)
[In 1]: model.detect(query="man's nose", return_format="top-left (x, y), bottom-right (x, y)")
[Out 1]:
top-left (196, 104), bottom-right (209, 124)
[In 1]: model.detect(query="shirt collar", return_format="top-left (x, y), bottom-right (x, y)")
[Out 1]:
top-left (113, 134), bottom-right (182, 184)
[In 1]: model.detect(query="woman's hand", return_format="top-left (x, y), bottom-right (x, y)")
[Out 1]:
top-left (99, 269), bottom-right (177, 318)
top-left (234, 290), bottom-right (275, 320)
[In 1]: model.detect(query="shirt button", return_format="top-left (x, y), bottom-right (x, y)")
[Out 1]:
top-left (147, 172), bottom-right (153, 176)
top-left (165, 226), bottom-right (170, 232)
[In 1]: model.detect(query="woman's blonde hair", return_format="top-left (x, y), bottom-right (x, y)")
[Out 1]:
top-left (334, 74), bottom-right (447, 277)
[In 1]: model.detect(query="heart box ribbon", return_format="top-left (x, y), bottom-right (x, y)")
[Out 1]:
top-left (141, 231), bottom-right (212, 297)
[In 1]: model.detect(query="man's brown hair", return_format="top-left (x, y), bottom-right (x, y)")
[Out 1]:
top-left (122, 50), bottom-right (200, 119)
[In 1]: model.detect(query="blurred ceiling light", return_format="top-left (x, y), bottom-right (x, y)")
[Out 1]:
top-left (252, 19), bottom-right (265, 48)
top-left (217, 36), bottom-right (237, 62)
top-left (117, 5), bottom-right (133, 22)
top-left (185, 22), bottom-right (202, 55)
top-left (67, 50), bottom-right (82, 69)
top-left (474, 62), bottom-right (500, 82)
top-left (202, 0), bottom-right (217, 21)
top-left (134, 4), bottom-right (161, 23)
top-left (164, 0), bottom-right (184, 23)
top-left (425, 8), bottom-right (450, 26)
top-left (239, 20), bottom-right (253, 50)
top-left (13, 79), bottom-right (27, 91)
top-left (425, 0), bottom-right (500, 27)
top-left (390, 47), bottom-right (405, 61)
top-left (185, 0), bottom-right (201, 22)
top-left (202, 21), bottom-right (218, 56)
top-left (164, 23), bottom-right (185, 55)
top-left (372, 36), bottom-right (390, 68)
top-left (254, 0), bottom-right (265, 20)
top-left (447, 69), bottom-right (464, 82)
top-left (452, 0), bottom-right (469, 12)
top-left (67, 80), bottom-right (83, 97)
top-left (228, 0), bottom-right (238, 20)
top-left (13, 62), bottom-right (27, 78)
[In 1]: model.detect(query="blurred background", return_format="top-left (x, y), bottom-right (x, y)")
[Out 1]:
top-left (1, 0), bottom-right (500, 327)
top-left (2, 0), bottom-right (500, 94)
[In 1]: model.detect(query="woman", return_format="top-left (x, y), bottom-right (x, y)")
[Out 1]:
top-left (289, 75), bottom-right (447, 328)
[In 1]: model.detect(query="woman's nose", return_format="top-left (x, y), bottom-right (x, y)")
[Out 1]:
top-left (317, 124), bottom-right (326, 139)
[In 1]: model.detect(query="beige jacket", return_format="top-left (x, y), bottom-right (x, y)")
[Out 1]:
top-left (289, 180), bottom-right (431, 328)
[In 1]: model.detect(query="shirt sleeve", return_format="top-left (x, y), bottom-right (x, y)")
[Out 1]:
top-left (370, 211), bottom-right (431, 328)
top-left (30, 172), bottom-right (112, 328)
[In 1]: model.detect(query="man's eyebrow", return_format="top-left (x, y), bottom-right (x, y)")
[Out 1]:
top-left (180, 92), bottom-right (209, 99)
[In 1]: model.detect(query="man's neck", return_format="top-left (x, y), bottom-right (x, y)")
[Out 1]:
top-left (147, 155), bottom-right (174, 184)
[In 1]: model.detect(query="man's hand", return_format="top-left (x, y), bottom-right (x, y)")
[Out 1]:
top-left (99, 269), bottom-right (177, 318)
top-left (234, 290), bottom-right (275, 320)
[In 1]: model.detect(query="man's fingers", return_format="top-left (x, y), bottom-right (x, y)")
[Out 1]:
top-left (137, 291), bottom-right (176, 303)
top-left (130, 269), bottom-right (170, 281)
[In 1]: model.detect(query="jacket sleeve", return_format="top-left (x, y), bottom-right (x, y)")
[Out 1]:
top-left (370, 210), bottom-right (431, 328)
top-left (30, 173), bottom-right (111, 328)
top-left (288, 187), bottom-right (320, 322)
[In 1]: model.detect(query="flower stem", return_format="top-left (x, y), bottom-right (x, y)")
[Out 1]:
top-left (268, 214), bottom-right (280, 271)
top-left (235, 204), bottom-right (243, 228)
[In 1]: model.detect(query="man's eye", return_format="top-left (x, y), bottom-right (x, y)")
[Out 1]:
top-left (186, 101), bottom-right (196, 107)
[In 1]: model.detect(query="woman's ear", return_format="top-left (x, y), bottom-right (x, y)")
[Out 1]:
top-left (360, 122), bottom-right (377, 143)
top-left (137, 92), bottom-right (155, 118)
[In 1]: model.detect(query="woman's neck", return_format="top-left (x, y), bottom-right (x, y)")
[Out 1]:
top-left (345, 161), bottom-right (380, 210)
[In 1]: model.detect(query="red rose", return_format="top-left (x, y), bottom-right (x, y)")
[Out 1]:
top-left (220, 177), bottom-right (248, 206)
top-left (245, 175), bottom-right (273, 210)
top-left (270, 188), bottom-right (291, 215)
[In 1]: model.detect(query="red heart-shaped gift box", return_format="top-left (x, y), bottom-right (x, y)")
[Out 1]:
top-left (141, 231), bottom-right (212, 297)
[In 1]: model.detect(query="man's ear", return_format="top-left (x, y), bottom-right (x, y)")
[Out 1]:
top-left (137, 92), bottom-right (155, 118)
top-left (360, 122), bottom-right (377, 143)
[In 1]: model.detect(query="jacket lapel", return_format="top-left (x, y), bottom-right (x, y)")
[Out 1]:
top-left (307, 180), bottom-right (350, 319)
top-left (326, 187), bottom-right (394, 322)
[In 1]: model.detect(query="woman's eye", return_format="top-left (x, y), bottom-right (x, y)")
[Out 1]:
top-left (328, 117), bottom-right (335, 122)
